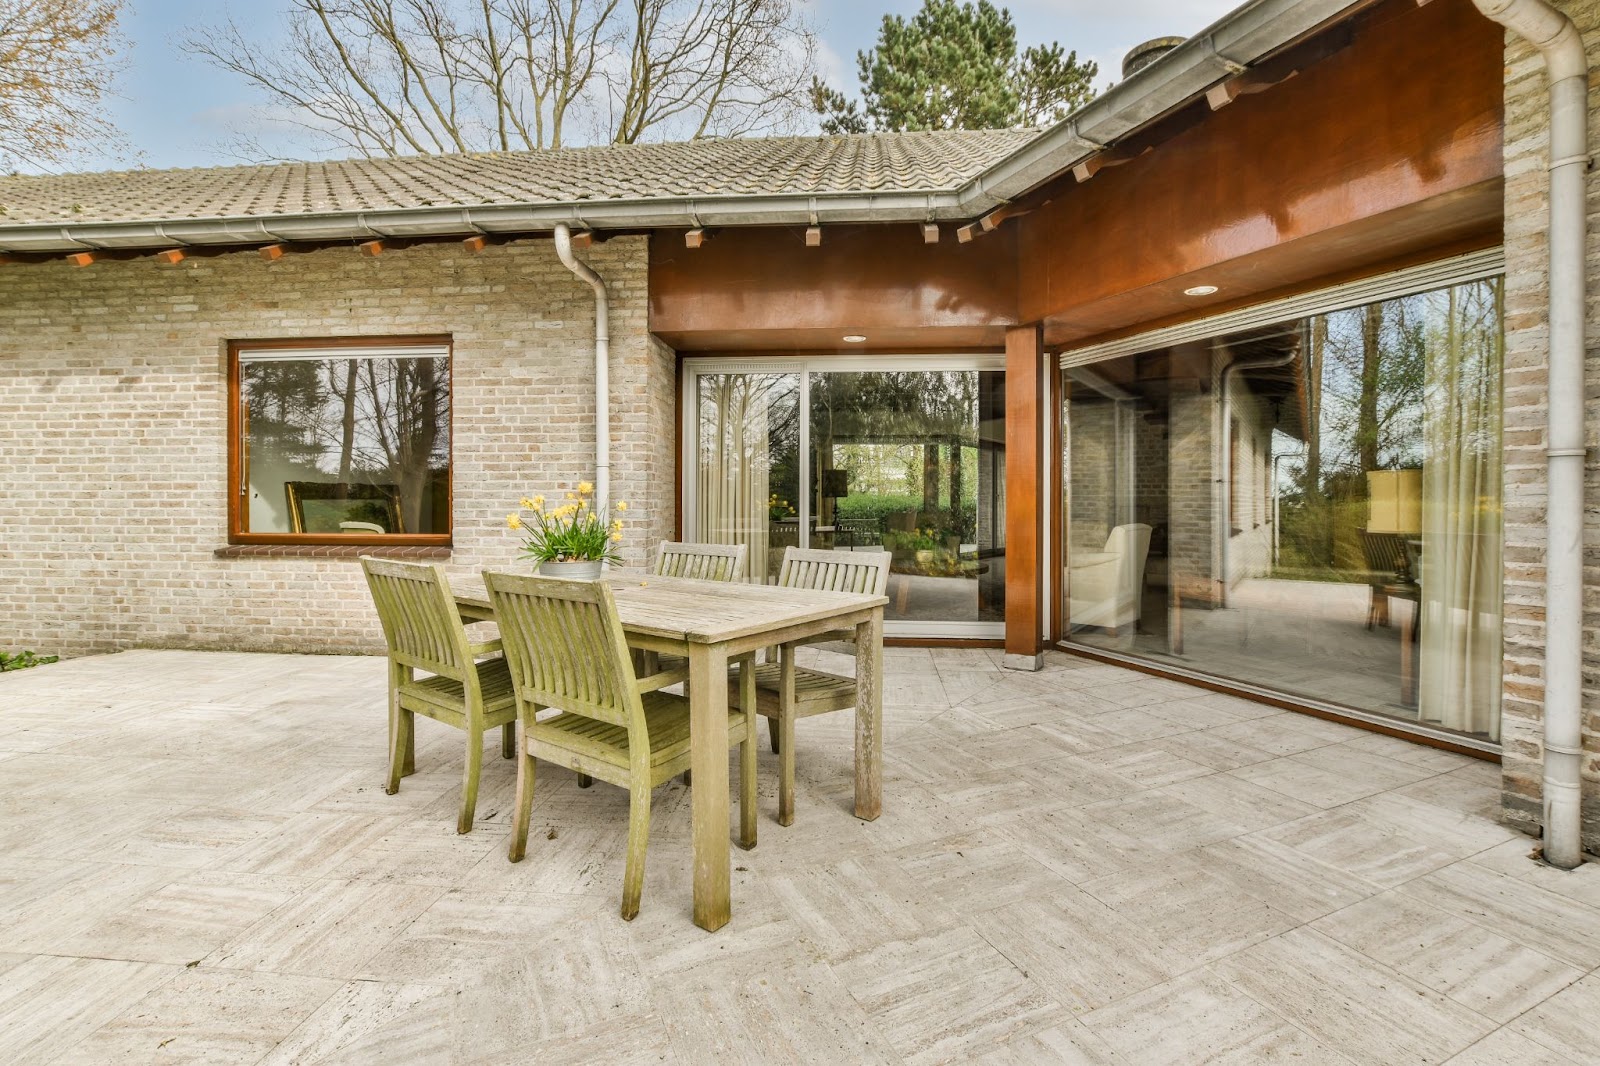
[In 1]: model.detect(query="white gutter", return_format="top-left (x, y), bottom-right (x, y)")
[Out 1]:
top-left (552, 223), bottom-right (611, 515)
top-left (0, 0), bottom-right (1361, 255)
top-left (1463, 0), bottom-right (1589, 870)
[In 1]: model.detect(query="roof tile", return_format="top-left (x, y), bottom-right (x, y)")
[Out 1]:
top-left (0, 129), bottom-right (1033, 228)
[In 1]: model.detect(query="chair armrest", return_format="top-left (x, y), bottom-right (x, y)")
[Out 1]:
top-left (468, 638), bottom-right (503, 657)
top-left (1068, 552), bottom-right (1119, 568)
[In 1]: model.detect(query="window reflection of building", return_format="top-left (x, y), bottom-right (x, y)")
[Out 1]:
top-left (1063, 275), bottom-right (1503, 741)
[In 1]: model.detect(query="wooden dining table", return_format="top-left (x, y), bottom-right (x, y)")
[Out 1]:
top-left (453, 572), bottom-right (888, 932)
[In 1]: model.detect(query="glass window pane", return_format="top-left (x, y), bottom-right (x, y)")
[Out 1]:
top-left (810, 370), bottom-right (1006, 625)
top-left (240, 353), bottom-right (451, 535)
top-left (694, 372), bottom-right (800, 583)
top-left (1063, 278), bottom-right (1503, 740)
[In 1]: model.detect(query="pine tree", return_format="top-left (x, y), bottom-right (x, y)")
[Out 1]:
top-left (814, 0), bottom-right (1096, 134)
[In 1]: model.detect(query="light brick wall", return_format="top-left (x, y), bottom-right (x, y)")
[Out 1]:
top-left (0, 237), bottom-right (676, 657)
top-left (1498, 0), bottom-right (1600, 847)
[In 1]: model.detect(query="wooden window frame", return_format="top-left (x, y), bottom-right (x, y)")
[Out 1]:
top-left (227, 335), bottom-right (454, 547)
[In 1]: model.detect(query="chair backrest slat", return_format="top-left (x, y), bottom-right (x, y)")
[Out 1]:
top-left (361, 557), bottom-right (471, 679)
top-left (484, 571), bottom-right (643, 731)
top-left (654, 541), bottom-right (748, 582)
top-left (777, 547), bottom-right (892, 596)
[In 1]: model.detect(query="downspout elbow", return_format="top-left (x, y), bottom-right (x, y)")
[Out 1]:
top-left (552, 222), bottom-right (612, 514)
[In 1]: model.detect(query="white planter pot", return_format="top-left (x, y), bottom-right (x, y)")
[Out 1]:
top-left (539, 559), bottom-right (603, 581)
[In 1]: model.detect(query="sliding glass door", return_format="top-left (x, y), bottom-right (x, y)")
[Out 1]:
top-left (1060, 271), bottom-right (1504, 742)
top-left (686, 357), bottom-right (1006, 637)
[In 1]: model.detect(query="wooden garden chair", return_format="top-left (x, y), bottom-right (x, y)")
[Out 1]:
top-left (654, 540), bottom-right (748, 582)
top-left (360, 557), bottom-right (516, 834)
top-left (647, 542), bottom-right (749, 788)
top-left (485, 570), bottom-right (758, 921)
top-left (738, 546), bottom-right (892, 826)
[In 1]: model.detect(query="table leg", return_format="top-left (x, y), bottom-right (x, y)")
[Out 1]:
top-left (688, 642), bottom-right (732, 932)
top-left (854, 608), bottom-right (883, 821)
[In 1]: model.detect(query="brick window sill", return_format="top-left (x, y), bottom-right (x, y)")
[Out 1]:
top-left (213, 544), bottom-right (452, 560)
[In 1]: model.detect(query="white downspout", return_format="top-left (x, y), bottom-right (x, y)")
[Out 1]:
top-left (1467, 0), bottom-right (1589, 869)
top-left (552, 223), bottom-right (611, 513)
top-left (1218, 344), bottom-right (1299, 606)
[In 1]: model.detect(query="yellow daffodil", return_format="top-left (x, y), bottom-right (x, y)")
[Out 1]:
top-left (578, 481), bottom-right (594, 495)
top-left (611, 531), bottom-right (623, 542)
top-left (615, 500), bottom-right (627, 511)
top-left (506, 513), bottom-right (522, 529)
top-left (532, 495), bottom-right (544, 508)
top-left (519, 497), bottom-right (536, 509)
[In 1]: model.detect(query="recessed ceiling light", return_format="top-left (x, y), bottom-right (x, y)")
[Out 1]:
top-left (843, 334), bottom-right (867, 343)
top-left (1184, 284), bottom-right (1219, 297)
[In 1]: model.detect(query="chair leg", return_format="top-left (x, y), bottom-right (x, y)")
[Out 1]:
top-left (458, 727), bottom-right (484, 834)
top-left (508, 733), bottom-right (536, 863)
top-left (621, 783), bottom-right (652, 921)
top-left (767, 715), bottom-right (781, 754)
top-left (681, 770), bottom-right (691, 787)
top-left (386, 708), bottom-right (413, 795)
top-left (578, 773), bottom-right (594, 788)
top-left (501, 722), bottom-right (515, 759)
top-left (738, 660), bottom-right (757, 848)
top-left (738, 732), bottom-right (757, 850)
top-left (777, 710), bottom-right (796, 827)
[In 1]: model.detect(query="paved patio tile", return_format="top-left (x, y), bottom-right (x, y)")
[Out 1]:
top-left (1, 648), bottom-right (1592, 1063)
top-left (1213, 927), bottom-right (1496, 1064)
top-left (1310, 890), bottom-right (1586, 1023)
top-left (60, 969), bottom-right (342, 1066)
top-left (0, 955), bottom-right (176, 1066)
top-left (1079, 969), bottom-right (1354, 1065)
top-left (1507, 972), bottom-right (1600, 1062)
top-left (834, 924), bottom-right (1062, 1065)
top-left (1444, 1028), bottom-right (1582, 1065)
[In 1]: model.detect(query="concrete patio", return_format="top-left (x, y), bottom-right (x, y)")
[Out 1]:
top-left (2, 647), bottom-right (1598, 1064)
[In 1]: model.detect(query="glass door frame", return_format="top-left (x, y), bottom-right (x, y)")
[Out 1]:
top-left (681, 353), bottom-right (1007, 640)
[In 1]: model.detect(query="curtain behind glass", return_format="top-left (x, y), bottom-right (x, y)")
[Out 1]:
top-left (1419, 280), bottom-right (1504, 739)
top-left (697, 374), bottom-right (784, 582)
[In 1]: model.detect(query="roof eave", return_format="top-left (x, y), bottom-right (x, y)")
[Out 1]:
top-left (0, 189), bottom-right (973, 253)
top-left (0, 0), bottom-right (1366, 254)
top-left (956, 0), bottom-right (1364, 213)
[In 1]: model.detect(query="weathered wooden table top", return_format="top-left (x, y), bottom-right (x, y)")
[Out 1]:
top-left (454, 572), bottom-right (888, 644)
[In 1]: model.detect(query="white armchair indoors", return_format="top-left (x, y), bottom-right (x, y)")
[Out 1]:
top-left (1067, 523), bottom-right (1153, 633)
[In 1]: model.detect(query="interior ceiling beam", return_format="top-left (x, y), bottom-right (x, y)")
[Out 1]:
top-left (685, 227), bottom-right (706, 248)
top-left (804, 225), bottom-right (822, 247)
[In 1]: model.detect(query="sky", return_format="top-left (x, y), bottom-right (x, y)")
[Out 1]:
top-left (83, 0), bottom-right (1243, 173)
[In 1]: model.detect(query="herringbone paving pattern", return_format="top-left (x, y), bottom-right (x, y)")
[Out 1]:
top-left (1, 648), bottom-right (1596, 1064)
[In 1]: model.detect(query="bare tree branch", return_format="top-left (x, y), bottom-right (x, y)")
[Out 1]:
top-left (184, 0), bottom-right (815, 159)
top-left (0, 0), bottom-right (129, 169)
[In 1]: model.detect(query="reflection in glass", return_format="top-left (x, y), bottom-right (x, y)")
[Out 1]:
top-left (241, 351), bottom-right (450, 535)
top-left (1063, 279), bottom-right (1503, 739)
top-left (692, 366), bottom-right (1005, 628)
top-left (695, 372), bottom-right (800, 582)
top-left (811, 371), bottom-right (1006, 625)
